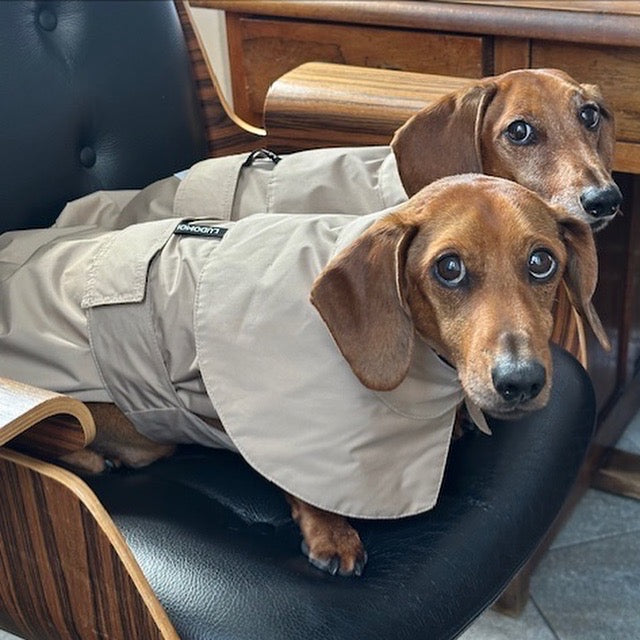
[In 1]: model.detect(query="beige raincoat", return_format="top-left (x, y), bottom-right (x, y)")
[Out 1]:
top-left (0, 146), bottom-right (488, 519)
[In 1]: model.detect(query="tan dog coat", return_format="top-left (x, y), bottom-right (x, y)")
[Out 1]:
top-left (54, 146), bottom-right (407, 229)
top-left (1, 148), bottom-right (492, 519)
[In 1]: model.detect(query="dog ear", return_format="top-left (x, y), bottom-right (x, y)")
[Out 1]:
top-left (310, 219), bottom-right (418, 391)
top-left (580, 83), bottom-right (616, 170)
top-left (391, 82), bottom-right (497, 196)
top-left (559, 217), bottom-right (611, 351)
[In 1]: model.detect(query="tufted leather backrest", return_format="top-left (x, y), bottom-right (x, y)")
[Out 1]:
top-left (0, 0), bottom-right (208, 232)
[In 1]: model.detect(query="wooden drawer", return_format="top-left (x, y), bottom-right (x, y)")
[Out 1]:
top-left (531, 41), bottom-right (640, 145)
top-left (226, 16), bottom-right (488, 125)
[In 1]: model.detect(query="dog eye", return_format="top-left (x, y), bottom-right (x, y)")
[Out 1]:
top-left (528, 250), bottom-right (557, 282)
top-left (506, 120), bottom-right (535, 145)
top-left (579, 104), bottom-right (600, 130)
top-left (434, 254), bottom-right (467, 287)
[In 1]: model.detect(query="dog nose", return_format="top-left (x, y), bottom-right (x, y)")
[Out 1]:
top-left (579, 184), bottom-right (622, 218)
top-left (491, 360), bottom-right (546, 404)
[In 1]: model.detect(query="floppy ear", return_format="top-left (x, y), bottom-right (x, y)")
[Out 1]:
top-left (581, 83), bottom-right (616, 170)
top-left (391, 82), bottom-right (497, 196)
top-left (310, 220), bottom-right (418, 391)
top-left (559, 217), bottom-right (611, 351)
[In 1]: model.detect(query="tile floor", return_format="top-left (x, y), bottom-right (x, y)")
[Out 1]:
top-left (1, 417), bottom-right (639, 640)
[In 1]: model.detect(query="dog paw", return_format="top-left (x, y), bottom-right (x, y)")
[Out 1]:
top-left (287, 494), bottom-right (367, 577)
top-left (301, 532), bottom-right (368, 577)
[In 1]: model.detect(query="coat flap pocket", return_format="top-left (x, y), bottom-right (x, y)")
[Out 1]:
top-left (81, 218), bottom-right (179, 308)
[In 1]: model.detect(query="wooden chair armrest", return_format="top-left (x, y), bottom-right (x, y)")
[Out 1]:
top-left (263, 62), bottom-right (472, 152)
top-left (0, 377), bottom-right (95, 458)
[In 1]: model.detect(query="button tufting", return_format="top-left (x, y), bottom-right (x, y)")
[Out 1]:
top-left (79, 146), bottom-right (96, 168)
top-left (37, 8), bottom-right (57, 31)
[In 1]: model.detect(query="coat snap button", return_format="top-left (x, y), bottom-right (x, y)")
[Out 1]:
top-left (80, 147), bottom-right (96, 168)
top-left (38, 9), bottom-right (57, 31)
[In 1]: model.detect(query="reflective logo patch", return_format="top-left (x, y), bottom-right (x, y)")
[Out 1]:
top-left (174, 222), bottom-right (228, 239)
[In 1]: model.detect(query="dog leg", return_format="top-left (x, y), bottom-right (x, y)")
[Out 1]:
top-left (60, 402), bottom-right (176, 474)
top-left (287, 494), bottom-right (367, 577)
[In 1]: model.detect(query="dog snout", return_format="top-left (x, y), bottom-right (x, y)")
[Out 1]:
top-left (579, 184), bottom-right (622, 219)
top-left (491, 359), bottom-right (546, 405)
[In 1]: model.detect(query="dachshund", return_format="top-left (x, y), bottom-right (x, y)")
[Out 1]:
top-left (392, 68), bottom-right (621, 231)
top-left (45, 175), bottom-right (609, 576)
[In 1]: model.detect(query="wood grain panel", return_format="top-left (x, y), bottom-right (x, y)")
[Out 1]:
top-left (229, 16), bottom-right (486, 125)
top-left (493, 37), bottom-right (530, 74)
top-left (615, 142), bottom-right (640, 175)
top-left (193, 1), bottom-right (640, 47)
top-left (531, 41), bottom-right (640, 145)
top-left (0, 449), bottom-right (178, 640)
top-left (447, 1), bottom-right (640, 14)
top-left (617, 175), bottom-right (640, 385)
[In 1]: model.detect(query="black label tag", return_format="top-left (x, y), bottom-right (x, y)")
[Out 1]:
top-left (174, 222), bottom-right (228, 239)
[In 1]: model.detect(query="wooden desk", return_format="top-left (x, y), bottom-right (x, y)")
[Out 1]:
top-left (194, 1), bottom-right (640, 171)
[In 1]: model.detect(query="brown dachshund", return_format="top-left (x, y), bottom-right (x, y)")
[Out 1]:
top-left (392, 68), bottom-right (621, 230)
top-left (61, 175), bottom-right (609, 577)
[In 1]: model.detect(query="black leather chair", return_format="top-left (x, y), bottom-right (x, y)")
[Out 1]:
top-left (0, 2), bottom-right (595, 639)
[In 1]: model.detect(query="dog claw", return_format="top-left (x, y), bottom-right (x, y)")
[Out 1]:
top-left (103, 457), bottom-right (120, 472)
top-left (327, 556), bottom-right (341, 576)
top-left (353, 552), bottom-right (368, 577)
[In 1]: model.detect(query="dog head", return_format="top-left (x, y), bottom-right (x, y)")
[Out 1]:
top-left (311, 175), bottom-right (609, 419)
top-left (391, 68), bottom-right (621, 231)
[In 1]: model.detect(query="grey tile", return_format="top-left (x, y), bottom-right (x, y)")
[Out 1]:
top-left (551, 488), bottom-right (640, 549)
top-left (459, 600), bottom-right (557, 640)
top-left (617, 411), bottom-right (640, 454)
top-left (531, 531), bottom-right (640, 640)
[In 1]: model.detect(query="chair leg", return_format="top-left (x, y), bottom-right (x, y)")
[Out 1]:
top-left (491, 567), bottom-right (531, 617)
top-left (592, 447), bottom-right (640, 500)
